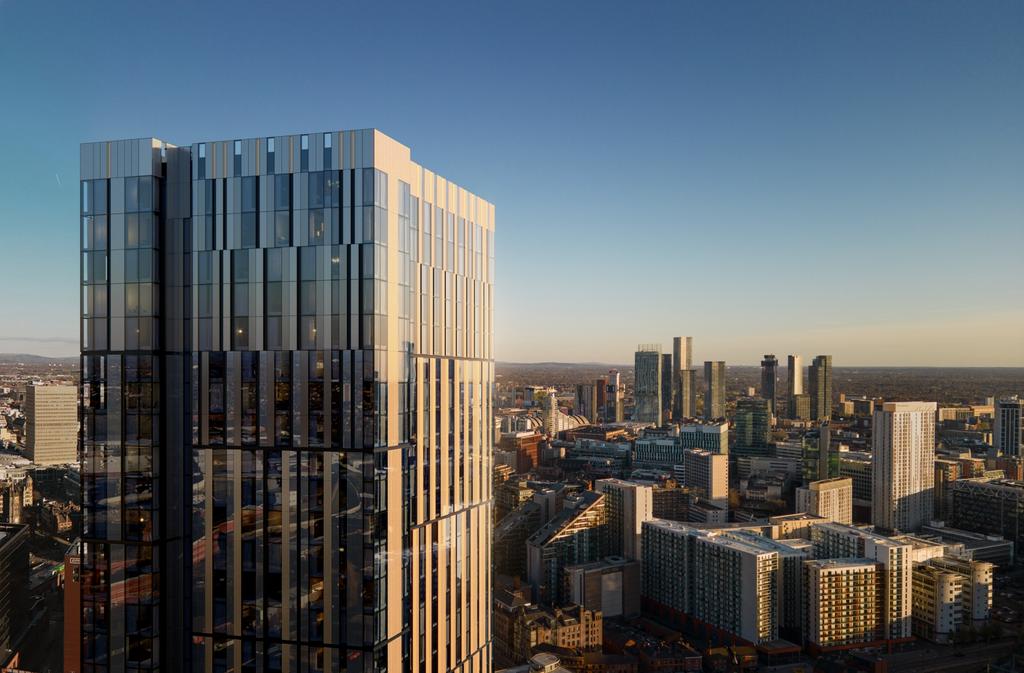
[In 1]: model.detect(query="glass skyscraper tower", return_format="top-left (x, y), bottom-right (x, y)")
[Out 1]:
top-left (80, 131), bottom-right (495, 673)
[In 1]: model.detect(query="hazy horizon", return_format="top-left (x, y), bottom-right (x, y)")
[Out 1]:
top-left (2, 347), bottom-right (1022, 371)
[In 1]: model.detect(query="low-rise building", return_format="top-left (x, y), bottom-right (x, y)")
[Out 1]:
top-left (511, 604), bottom-right (603, 663)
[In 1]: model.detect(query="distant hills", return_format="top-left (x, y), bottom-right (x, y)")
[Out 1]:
top-left (0, 353), bottom-right (78, 365)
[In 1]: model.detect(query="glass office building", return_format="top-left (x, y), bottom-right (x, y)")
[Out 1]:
top-left (80, 131), bottom-right (495, 673)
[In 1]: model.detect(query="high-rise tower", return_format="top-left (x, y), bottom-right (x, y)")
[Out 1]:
top-left (703, 361), bottom-right (726, 420)
top-left (606, 369), bottom-right (625, 422)
top-left (808, 355), bottom-right (833, 421)
top-left (872, 402), bottom-right (936, 533)
top-left (634, 346), bottom-right (662, 425)
top-left (672, 336), bottom-right (694, 420)
top-left (787, 354), bottom-right (803, 419)
top-left (993, 397), bottom-right (1024, 458)
top-left (661, 353), bottom-right (674, 422)
top-left (760, 354), bottom-right (778, 417)
top-left (677, 369), bottom-right (696, 419)
top-left (80, 131), bottom-right (495, 673)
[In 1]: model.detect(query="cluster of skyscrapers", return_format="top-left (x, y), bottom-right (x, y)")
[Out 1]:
top-left (632, 343), bottom-right (834, 429)
top-left (632, 337), bottom-right (727, 425)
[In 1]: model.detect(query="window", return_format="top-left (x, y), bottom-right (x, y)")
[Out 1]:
top-left (274, 173), bottom-right (290, 211)
top-left (266, 284), bottom-right (283, 315)
top-left (267, 137), bottom-right (275, 174)
top-left (241, 213), bottom-right (257, 249)
top-left (125, 177), bottom-right (139, 212)
top-left (234, 140), bottom-right (243, 175)
top-left (300, 246), bottom-right (316, 281)
top-left (198, 143), bottom-right (207, 179)
top-left (138, 176), bottom-right (153, 212)
top-left (241, 176), bottom-right (257, 212)
top-left (300, 134), bottom-right (309, 171)
top-left (233, 251), bottom-right (249, 283)
top-left (274, 212), bottom-right (290, 247)
top-left (422, 204), bottom-right (432, 265)
top-left (308, 209), bottom-right (325, 245)
top-left (308, 171), bottom-right (324, 209)
top-left (323, 133), bottom-right (332, 169)
top-left (265, 248), bottom-right (283, 282)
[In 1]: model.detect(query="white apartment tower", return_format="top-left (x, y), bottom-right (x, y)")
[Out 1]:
top-left (796, 477), bottom-right (853, 524)
top-left (872, 402), bottom-right (937, 534)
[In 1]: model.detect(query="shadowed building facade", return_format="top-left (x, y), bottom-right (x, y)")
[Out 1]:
top-left (634, 346), bottom-right (662, 425)
top-left (759, 355), bottom-right (777, 417)
top-left (702, 361), bottom-right (725, 420)
top-left (808, 355), bottom-right (832, 422)
top-left (80, 131), bottom-right (494, 673)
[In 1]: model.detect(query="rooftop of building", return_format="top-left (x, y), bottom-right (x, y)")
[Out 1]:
top-left (527, 491), bottom-right (605, 546)
top-left (721, 530), bottom-right (811, 555)
top-left (696, 531), bottom-right (781, 557)
top-left (805, 557), bottom-right (879, 570)
top-left (495, 652), bottom-right (573, 673)
top-left (564, 556), bottom-right (637, 573)
top-left (533, 645), bottom-right (635, 666)
top-left (838, 451), bottom-right (873, 463)
top-left (595, 477), bottom-right (648, 489)
top-left (0, 522), bottom-right (27, 548)
top-left (805, 476), bottom-right (853, 490)
top-left (890, 534), bottom-right (948, 552)
top-left (920, 523), bottom-right (1013, 548)
top-left (953, 477), bottom-right (1024, 492)
top-left (643, 518), bottom-right (700, 535)
top-left (494, 586), bottom-right (530, 611)
top-left (815, 522), bottom-right (912, 547)
top-left (770, 513), bottom-right (826, 523)
top-left (778, 538), bottom-right (815, 551)
top-left (880, 401), bottom-right (938, 412)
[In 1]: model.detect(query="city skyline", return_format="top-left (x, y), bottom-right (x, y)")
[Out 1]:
top-left (0, 0), bottom-right (1022, 365)
top-left (0, 2), bottom-right (1022, 671)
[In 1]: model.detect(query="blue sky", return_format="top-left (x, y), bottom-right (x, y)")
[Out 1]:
top-left (0, 1), bottom-right (1021, 365)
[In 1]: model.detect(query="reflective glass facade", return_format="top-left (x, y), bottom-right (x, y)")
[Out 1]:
top-left (81, 131), bottom-right (495, 673)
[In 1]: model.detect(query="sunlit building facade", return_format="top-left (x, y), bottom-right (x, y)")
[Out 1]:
top-left (804, 559), bottom-right (882, 651)
top-left (872, 402), bottom-right (936, 534)
top-left (80, 131), bottom-right (495, 673)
